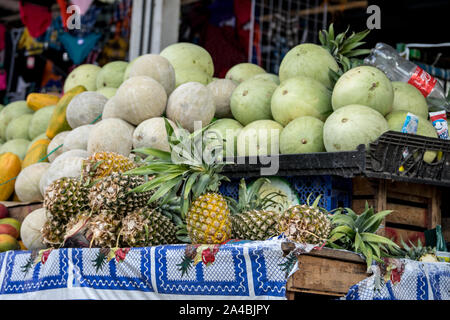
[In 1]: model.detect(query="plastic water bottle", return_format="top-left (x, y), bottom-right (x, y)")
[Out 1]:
top-left (364, 42), bottom-right (450, 112)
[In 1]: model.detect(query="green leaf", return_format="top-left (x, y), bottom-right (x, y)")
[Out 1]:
top-left (345, 48), bottom-right (371, 58)
top-left (327, 232), bottom-right (347, 244)
top-left (360, 233), bottom-right (400, 248)
top-left (364, 246), bottom-right (373, 271)
top-left (330, 225), bottom-right (355, 238)
top-left (132, 147), bottom-right (172, 161)
top-left (367, 242), bottom-right (381, 259)
top-left (184, 172), bottom-right (200, 200)
top-left (331, 213), bottom-right (355, 229)
top-left (149, 177), bottom-right (183, 204)
top-left (360, 210), bottom-right (393, 233)
top-left (354, 232), bottom-right (362, 253)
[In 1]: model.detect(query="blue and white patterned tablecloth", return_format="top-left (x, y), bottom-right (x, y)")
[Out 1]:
top-left (345, 259), bottom-right (450, 300)
top-left (0, 238), bottom-right (448, 300)
top-left (0, 239), bottom-right (315, 300)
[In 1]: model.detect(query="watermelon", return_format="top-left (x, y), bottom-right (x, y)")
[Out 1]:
top-left (331, 66), bottom-right (394, 116)
top-left (225, 63), bottom-right (266, 84)
top-left (278, 43), bottom-right (339, 88)
top-left (323, 104), bottom-right (389, 152)
top-left (237, 120), bottom-right (283, 156)
top-left (254, 177), bottom-right (300, 213)
top-left (230, 78), bottom-right (277, 126)
top-left (391, 82), bottom-right (429, 119)
top-left (271, 75), bottom-right (332, 126)
top-left (280, 116), bottom-right (325, 154)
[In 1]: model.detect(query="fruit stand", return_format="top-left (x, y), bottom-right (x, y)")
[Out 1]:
top-left (0, 5), bottom-right (449, 301)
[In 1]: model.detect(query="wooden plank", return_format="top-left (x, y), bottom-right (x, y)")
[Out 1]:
top-left (443, 218), bottom-right (450, 243)
top-left (305, 247), bottom-right (364, 264)
top-left (383, 227), bottom-right (425, 246)
top-left (428, 187), bottom-right (441, 229)
top-left (386, 192), bottom-right (428, 204)
top-left (376, 180), bottom-right (387, 236)
top-left (385, 203), bottom-right (427, 228)
top-left (386, 181), bottom-right (434, 198)
top-left (289, 255), bottom-right (369, 295)
top-left (352, 177), bottom-right (376, 196)
top-left (352, 199), bottom-right (375, 214)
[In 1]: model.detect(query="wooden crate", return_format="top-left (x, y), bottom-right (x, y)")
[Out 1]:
top-left (352, 177), bottom-right (441, 245)
top-left (0, 201), bottom-right (43, 223)
top-left (286, 247), bottom-right (370, 299)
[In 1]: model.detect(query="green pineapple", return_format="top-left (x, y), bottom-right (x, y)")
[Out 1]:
top-left (127, 119), bottom-right (232, 244)
top-left (279, 195), bottom-right (332, 245)
top-left (400, 238), bottom-right (438, 262)
top-left (120, 208), bottom-right (178, 247)
top-left (228, 178), bottom-right (284, 241)
top-left (319, 23), bottom-right (371, 83)
top-left (88, 172), bottom-right (154, 217)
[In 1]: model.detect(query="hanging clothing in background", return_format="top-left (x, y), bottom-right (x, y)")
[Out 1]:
top-left (70, 0), bottom-right (94, 15)
top-left (18, 28), bottom-right (44, 56)
top-left (59, 32), bottom-right (102, 65)
top-left (233, 0), bottom-right (251, 58)
top-left (19, 1), bottom-right (52, 38)
top-left (0, 24), bottom-right (6, 52)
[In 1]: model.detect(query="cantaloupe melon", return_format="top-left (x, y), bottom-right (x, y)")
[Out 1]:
top-left (20, 207), bottom-right (48, 250)
top-left (62, 124), bottom-right (94, 152)
top-left (166, 82), bottom-right (215, 132)
top-left (15, 162), bottom-right (50, 202)
top-left (87, 118), bottom-right (135, 156)
top-left (47, 131), bottom-right (70, 162)
top-left (127, 54), bottom-right (176, 95)
top-left (113, 76), bottom-right (167, 125)
top-left (207, 79), bottom-right (237, 118)
top-left (132, 117), bottom-right (176, 152)
top-left (66, 91), bottom-right (108, 129)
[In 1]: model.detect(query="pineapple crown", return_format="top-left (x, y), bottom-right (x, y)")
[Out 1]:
top-left (327, 202), bottom-right (401, 271)
top-left (227, 178), bottom-right (286, 214)
top-left (400, 238), bottom-right (436, 261)
top-left (319, 23), bottom-right (371, 84)
top-left (126, 118), bottom-right (229, 220)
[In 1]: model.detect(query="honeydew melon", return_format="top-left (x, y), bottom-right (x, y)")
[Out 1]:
top-left (204, 118), bottom-right (243, 157)
top-left (28, 105), bottom-right (56, 140)
top-left (96, 61), bottom-right (128, 89)
top-left (63, 64), bottom-right (101, 92)
top-left (0, 139), bottom-right (31, 160)
top-left (6, 114), bottom-right (33, 140)
top-left (254, 177), bottom-right (300, 213)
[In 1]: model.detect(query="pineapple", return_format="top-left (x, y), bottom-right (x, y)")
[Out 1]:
top-left (401, 238), bottom-right (438, 262)
top-left (127, 119), bottom-right (232, 244)
top-left (279, 195), bottom-right (331, 245)
top-left (81, 151), bottom-right (137, 184)
top-left (44, 177), bottom-right (89, 221)
top-left (86, 210), bottom-right (122, 248)
top-left (319, 23), bottom-right (370, 83)
top-left (120, 208), bottom-right (178, 247)
top-left (42, 177), bottom-right (89, 248)
top-left (228, 178), bottom-right (284, 241)
top-left (88, 172), bottom-right (154, 216)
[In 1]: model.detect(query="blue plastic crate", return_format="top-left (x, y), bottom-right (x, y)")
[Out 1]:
top-left (219, 175), bottom-right (352, 212)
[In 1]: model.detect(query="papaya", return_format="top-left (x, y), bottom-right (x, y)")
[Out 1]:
top-left (0, 152), bottom-right (22, 201)
top-left (0, 234), bottom-right (20, 252)
top-left (46, 85), bottom-right (86, 139)
top-left (26, 93), bottom-right (60, 111)
top-left (22, 138), bottom-right (51, 168)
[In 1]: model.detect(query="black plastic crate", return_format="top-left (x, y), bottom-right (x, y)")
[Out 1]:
top-left (222, 145), bottom-right (366, 178)
top-left (219, 175), bottom-right (352, 212)
top-left (365, 131), bottom-right (450, 187)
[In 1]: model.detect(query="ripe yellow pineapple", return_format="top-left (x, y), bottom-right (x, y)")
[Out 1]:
top-left (127, 119), bottom-right (232, 244)
top-left (81, 151), bottom-right (137, 184)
